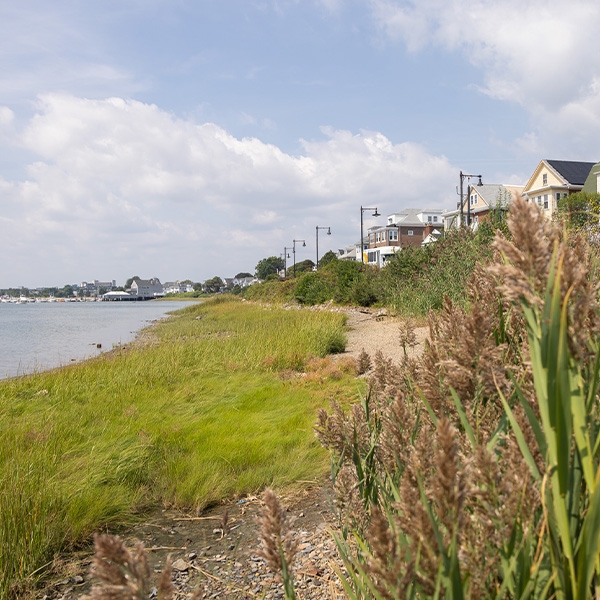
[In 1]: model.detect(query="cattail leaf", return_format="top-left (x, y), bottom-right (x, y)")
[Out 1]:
top-left (575, 467), bottom-right (600, 599)
top-left (497, 387), bottom-right (542, 482)
top-left (570, 373), bottom-right (596, 493)
top-left (509, 374), bottom-right (547, 459)
top-left (448, 387), bottom-right (476, 449)
top-left (446, 533), bottom-right (465, 600)
top-left (415, 386), bottom-right (438, 429)
top-left (485, 411), bottom-right (509, 454)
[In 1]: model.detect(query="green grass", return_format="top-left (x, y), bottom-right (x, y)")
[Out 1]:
top-left (0, 297), bottom-right (353, 598)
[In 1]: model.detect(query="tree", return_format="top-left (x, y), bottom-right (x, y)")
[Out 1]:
top-left (318, 250), bottom-right (338, 269)
top-left (125, 276), bottom-right (141, 289)
top-left (255, 256), bottom-right (285, 280)
top-left (204, 276), bottom-right (224, 294)
top-left (235, 272), bottom-right (253, 279)
top-left (55, 284), bottom-right (75, 298)
top-left (555, 191), bottom-right (600, 240)
top-left (287, 259), bottom-right (315, 277)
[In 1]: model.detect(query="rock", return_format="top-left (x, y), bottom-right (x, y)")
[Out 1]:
top-left (171, 558), bottom-right (189, 572)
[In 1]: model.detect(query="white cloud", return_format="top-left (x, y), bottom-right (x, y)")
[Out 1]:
top-left (369, 0), bottom-right (600, 157)
top-left (0, 94), bottom-right (456, 285)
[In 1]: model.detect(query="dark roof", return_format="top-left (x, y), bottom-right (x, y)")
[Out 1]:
top-left (546, 160), bottom-right (596, 185)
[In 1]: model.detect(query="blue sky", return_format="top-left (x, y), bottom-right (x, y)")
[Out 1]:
top-left (1, 0), bottom-right (599, 287)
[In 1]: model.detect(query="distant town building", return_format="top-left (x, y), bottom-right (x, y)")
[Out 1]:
top-left (79, 279), bottom-right (117, 294)
top-left (363, 208), bottom-right (444, 267)
top-left (130, 278), bottom-right (164, 299)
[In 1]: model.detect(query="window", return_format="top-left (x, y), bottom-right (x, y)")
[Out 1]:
top-left (376, 232), bottom-right (380, 242)
top-left (544, 194), bottom-right (548, 209)
top-left (407, 230), bottom-right (414, 236)
top-left (470, 194), bottom-right (478, 205)
top-left (537, 196), bottom-right (542, 206)
top-left (370, 234), bottom-right (375, 244)
top-left (543, 173), bottom-right (548, 185)
top-left (433, 216), bottom-right (438, 222)
top-left (389, 230), bottom-right (398, 241)
top-left (556, 192), bottom-right (561, 201)
top-left (428, 216), bottom-right (432, 222)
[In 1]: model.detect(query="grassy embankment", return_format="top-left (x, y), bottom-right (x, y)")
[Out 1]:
top-left (0, 297), bottom-right (355, 598)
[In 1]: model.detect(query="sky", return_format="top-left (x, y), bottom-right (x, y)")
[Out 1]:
top-left (1, 0), bottom-right (600, 288)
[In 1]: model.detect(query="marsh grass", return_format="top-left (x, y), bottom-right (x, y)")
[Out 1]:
top-left (0, 297), bottom-right (352, 598)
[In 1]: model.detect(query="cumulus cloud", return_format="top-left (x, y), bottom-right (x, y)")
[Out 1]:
top-left (1, 94), bottom-right (456, 286)
top-left (369, 0), bottom-right (600, 157)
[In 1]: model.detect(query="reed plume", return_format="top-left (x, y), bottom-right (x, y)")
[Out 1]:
top-left (258, 488), bottom-right (298, 599)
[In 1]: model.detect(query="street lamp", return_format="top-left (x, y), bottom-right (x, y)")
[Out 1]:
top-left (292, 239), bottom-right (306, 277)
top-left (360, 206), bottom-right (381, 263)
top-left (315, 226), bottom-right (331, 269)
top-left (283, 247), bottom-right (292, 277)
top-left (459, 171), bottom-right (483, 228)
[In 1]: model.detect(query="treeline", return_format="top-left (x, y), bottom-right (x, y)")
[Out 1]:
top-left (246, 218), bottom-right (502, 316)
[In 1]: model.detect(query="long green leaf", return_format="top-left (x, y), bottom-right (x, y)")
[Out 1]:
top-left (575, 467), bottom-right (600, 599)
top-left (497, 387), bottom-right (542, 482)
top-left (449, 387), bottom-right (476, 449)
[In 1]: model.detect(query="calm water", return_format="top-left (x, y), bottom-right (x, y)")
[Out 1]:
top-left (0, 300), bottom-right (192, 379)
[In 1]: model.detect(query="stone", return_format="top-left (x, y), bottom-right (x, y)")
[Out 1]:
top-left (171, 558), bottom-right (189, 572)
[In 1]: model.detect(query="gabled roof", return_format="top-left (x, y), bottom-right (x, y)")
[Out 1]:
top-left (546, 160), bottom-right (596, 186)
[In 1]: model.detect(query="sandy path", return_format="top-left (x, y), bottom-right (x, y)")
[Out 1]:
top-left (339, 308), bottom-right (428, 364)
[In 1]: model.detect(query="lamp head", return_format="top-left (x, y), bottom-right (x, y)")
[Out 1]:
top-left (327, 228), bottom-right (331, 235)
top-left (302, 241), bottom-right (306, 247)
top-left (373, 209), bottom-right (380, 217)
top-left (477, 176), bottom-right (483, 186)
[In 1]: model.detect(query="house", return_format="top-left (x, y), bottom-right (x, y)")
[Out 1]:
top-left (80, 279), bottom-right (117, 294)
top-left (338, 245), bottom-right (359, 261)
top-left (364, 208), bottom-right (444, 267)
top-left (443, 184), bottom-right (524, 230)
top-left (163, 281), bottom-right (194, 294)
top-left (522, 159), bottom-right (596, 219)
top-left (232, 276), bottom-right (258, 288)
top-left (130, 278), bottom-right (163, 299)
top-left (582, 161), bottom-right (600, 194)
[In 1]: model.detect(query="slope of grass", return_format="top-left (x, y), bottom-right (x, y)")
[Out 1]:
top-left (0, 297), bottom-right (353, 598)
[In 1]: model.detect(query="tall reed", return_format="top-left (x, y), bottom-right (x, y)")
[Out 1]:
top-left (313, 197), bottom-right (600, 598)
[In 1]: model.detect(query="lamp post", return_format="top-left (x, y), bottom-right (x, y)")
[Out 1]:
top-left (459, 171), bottom-right (483, 228)
top-left (360, 206), bottom-right (380, 263)
top-left (283, 247), bottom-right (292, 277)
top-left (292, 239), bottom-right (306, 277)
top-left (315, 226), bottom-right (331, 269)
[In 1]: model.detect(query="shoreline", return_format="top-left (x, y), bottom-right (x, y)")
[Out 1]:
top-left (0, 300), bottom-right (193, 381)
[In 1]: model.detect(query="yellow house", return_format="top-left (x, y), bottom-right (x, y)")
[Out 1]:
top-left (523, 160), bottom-right (596, 219)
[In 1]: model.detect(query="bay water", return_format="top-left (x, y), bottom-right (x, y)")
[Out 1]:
top-left (0, 300), bottom-right (192, 379)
